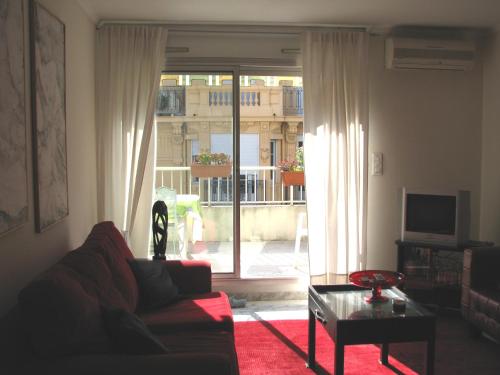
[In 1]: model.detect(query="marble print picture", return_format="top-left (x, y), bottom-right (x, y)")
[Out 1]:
top-left (0, 0), bottom-right (28, 236)
top-left (31, 1), bottom-right (68, 232)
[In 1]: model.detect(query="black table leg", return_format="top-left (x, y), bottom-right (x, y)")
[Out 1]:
top-left (334, 341), bottom-right (344, 375)
top-left (426, 337), bottom-right (435, 375)
top-left (307, 308), bottom-right (316, 369)
top-left (380, 342), bottom-right (389, 365)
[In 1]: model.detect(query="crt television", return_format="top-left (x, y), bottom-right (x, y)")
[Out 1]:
top-left (401, 188), bottom-right (470, 245)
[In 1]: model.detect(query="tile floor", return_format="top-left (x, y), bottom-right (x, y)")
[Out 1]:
top-left (187, 240), bottom-right (310, 278)
top-left (232, 299), bottom-right (308, 322)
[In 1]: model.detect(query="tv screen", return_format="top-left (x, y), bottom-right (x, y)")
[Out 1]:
top-left (406, 194), bottom-right (456, 235)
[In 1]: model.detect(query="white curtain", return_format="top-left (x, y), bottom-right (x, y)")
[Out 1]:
top-left (96, 25), bottom-right (168, 254)
top-left (302, 31), bottom-right (369, 283)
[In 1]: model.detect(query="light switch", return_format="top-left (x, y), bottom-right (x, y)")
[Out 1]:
top-left (372, 152), bottom-right (383, 176)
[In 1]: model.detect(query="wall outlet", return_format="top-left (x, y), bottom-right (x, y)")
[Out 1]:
top-left (372, 152), bottom-right (383, 176)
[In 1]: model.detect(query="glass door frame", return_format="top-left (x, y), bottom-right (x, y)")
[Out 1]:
top-left (164, 65), bottom-right (241, 279)
top-left (164, 65), bottom-right (304, 280)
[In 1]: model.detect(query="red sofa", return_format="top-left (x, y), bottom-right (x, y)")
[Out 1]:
top-left (0, 222), bottom-right (239, 375)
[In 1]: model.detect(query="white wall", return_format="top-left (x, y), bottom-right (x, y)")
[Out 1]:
top-left (0, 0), bottom-right (96, 315)
top-left (480, 31), bottom-right (500, 245)
top-left (367, 36), bottom-right (483, 270)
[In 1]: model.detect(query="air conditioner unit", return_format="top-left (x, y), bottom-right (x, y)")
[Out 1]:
top-left (385, 37), bottom-right (475, 71)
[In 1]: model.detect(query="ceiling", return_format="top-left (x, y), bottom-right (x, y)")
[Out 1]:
top-left (78, 0), bottom-right (500, 29)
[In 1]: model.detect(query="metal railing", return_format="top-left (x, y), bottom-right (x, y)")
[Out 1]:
top-left (157, 86), bottom-right (185, 116)
top-left (155, 166), bottom-right (305, 206)
top-left (283, 86), bottom-right (303, 116)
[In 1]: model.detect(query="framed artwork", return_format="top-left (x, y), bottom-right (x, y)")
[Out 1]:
top-left (0, 0), bottom-right (29, 237)
top-left (30, 1), bottom-right (68, 232)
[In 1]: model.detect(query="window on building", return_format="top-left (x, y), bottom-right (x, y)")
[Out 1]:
top-left (191, 139), bottom-right (200, 162)
top-left (297, 134), bottom-right (303, 148)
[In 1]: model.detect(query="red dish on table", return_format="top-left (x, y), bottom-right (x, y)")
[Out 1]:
top-left (349, 270), bottom-right (405, 303)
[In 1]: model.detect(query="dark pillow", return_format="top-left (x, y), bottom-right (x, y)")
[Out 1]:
top-left (102, 307), bottom-right (168, 355)
top-left (127, 259), bottom-right (179, 309)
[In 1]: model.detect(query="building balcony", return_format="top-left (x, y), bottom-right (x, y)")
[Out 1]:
top-left (157, 86), bottom-right (186, 116)
top-left (156, 84), bottom-right (304, 119)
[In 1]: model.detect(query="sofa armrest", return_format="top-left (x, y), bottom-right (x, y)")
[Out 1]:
top-left (462, 247), bottom-right (500, 312)
top-left (162, 260), bottom-right (212, 294)
top-left (14, 353), bottom-right (233, 375)
top-left (463, 247), bottom-right (500, 289)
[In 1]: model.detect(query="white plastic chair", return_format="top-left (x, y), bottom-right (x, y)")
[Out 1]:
top-left (294, 212), bottom-right (308, 267)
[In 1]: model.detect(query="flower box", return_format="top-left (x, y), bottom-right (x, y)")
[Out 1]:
top-left (191, 163), bottom-right (232, 178)
top-left (281, 171), bottom-right (305, 187)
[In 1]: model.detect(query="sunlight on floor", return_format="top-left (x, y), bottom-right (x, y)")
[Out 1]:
top-left (189, 240), bottom-right (309, 278)
top-left (232, 300), bottom-right (308, 322)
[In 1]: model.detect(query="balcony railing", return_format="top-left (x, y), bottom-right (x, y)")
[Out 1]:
top-left (156, 85), bottom-right (304, 117)
top-left (157, 86), bottom-right (185, 116)
top-left (155, 166), bottom-right (305, 206)
top-left (209, 90), bottom-right (232, 106)
top-left (240, 91), bottom-right (261, 106)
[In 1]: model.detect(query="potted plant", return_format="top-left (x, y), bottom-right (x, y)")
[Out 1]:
top-left (191, 152), bottom-right (232, 178)
top-left (278, 147), bottom-right (305, 187)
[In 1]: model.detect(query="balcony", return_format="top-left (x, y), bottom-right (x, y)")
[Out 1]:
top-left (156, 85), bottom-right (304, 118)
top-left (157, 166), bottom-right (305, 205)
top-left (154, 166), bottom-right (308, 278)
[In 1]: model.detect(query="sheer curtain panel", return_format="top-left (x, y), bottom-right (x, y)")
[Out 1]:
top-left (96, 25), bottom-right (168, 254)
top-left (302, 31), bottom-right (368, 283)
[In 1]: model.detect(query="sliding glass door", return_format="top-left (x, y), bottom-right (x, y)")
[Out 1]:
top-left (238, 74), bottom-right (307, 278)
top-left (155, 72), bottom-right (235, 274)
top-left (153, 70), bottom-right (307, 279)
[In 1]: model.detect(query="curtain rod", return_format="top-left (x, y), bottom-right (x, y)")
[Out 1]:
top-left (96, 20), bottom-right (368, 34)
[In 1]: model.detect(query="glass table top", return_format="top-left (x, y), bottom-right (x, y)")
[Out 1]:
top-left (317, 288), bottom-right (432, 320)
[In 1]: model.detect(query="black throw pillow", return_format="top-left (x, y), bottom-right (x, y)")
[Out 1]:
top-left (127, 259), bottom-right (179, 309)
top-left (102, 307), bottom-right (168, 355)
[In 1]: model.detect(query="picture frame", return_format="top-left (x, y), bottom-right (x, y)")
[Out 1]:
top-left (0, 0), bottom-right (29, 237)
top-left (30, 0), bottom-right (68, 232)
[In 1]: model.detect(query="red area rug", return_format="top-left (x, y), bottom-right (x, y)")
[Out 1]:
top-left (235, 320), bottom-right (418, 375)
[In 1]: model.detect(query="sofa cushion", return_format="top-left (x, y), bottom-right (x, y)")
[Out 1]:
top-left (84, 222), bottom-right (139, 312)
top-left (140, 292), bottom-right (234, 334)
top-left (163, 260), bottom-right (212, 294)
top-left (60, 247), bottom-right (130, 310)
top-left (88, 222), bottom-right (135, 259)
top-left (18, 264), bottom-right (111, 358)
top-left (102, 307), bottom-right (168, 355)
top-left (128, 259), bottom-right (179, 310)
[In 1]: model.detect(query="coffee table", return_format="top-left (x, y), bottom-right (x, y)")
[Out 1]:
top-left (308, 284), bottom-right (436, 375)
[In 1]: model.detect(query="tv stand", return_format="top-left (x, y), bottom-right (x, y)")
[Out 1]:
top-left (396, 240), bottom-right (493, 309)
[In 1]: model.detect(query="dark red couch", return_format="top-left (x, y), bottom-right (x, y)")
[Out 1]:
top-left (0, 222), bottom-right (239, 375)
top-left (461, 246), bottom-right (500, 341)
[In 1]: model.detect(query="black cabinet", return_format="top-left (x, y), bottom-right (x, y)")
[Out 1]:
top-left (396, 240), bottom-right (493, 308)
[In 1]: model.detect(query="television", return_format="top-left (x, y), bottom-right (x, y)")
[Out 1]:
top-left (401, 188), bottom-right (470, 245)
